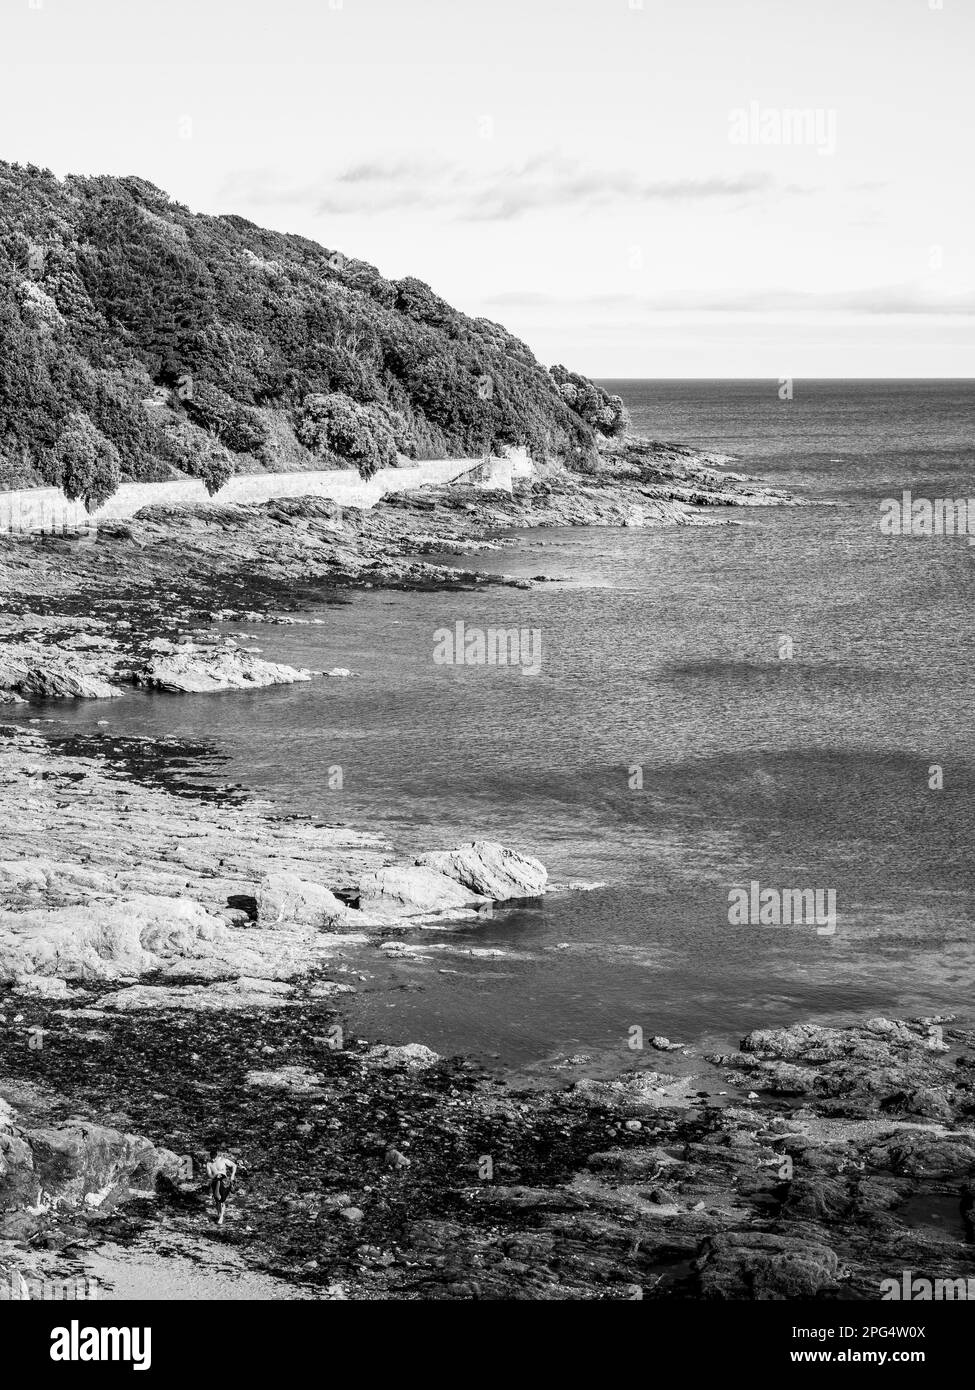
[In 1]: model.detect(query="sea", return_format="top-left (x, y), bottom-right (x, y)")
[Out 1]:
top-left (25, 380), bottom-right (975, 1067)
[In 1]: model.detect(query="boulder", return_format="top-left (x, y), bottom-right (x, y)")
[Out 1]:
top-left (584, 1147), bottom-right (678, 1180)
top-left (740, 1018), bottom-right (939, 1064)
top-left (0, 859), bottom-right (115, 903)
top-left (573, 1070), bottom-right (698, 1113)
top-left (415, 841), bottom-right (547, 901)
top-left (739, 1023), bottom-right (850, 1062)
top-left (20, 1121), bottom-right (175, 1209)
top-left (365, 1043), bottom-right (440, 1071)
top-left (256, 872), bottom-right (349, 928)
top-left (780, 1176), bottom-right (852, 1222)
top-left (880, 1085), bottom-right (956, 1122)
top-left (356, 865), bottom-right (487, 917)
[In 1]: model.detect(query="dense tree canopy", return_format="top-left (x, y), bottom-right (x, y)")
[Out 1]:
top-left (0, 162), bottom-right (627, 500)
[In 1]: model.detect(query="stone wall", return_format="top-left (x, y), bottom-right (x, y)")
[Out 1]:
top-left (0, 449), bottom-right (532, 534)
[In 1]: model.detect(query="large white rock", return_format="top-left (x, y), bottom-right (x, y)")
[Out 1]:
top-left (256, 872), bottom-right (350, 928)
top-left (0, 894), bottom-right (230, 983)
top-left (415, 841), bottom-right (547, 900)
top-left (9, 1120), bottom-right (181, 1210)
top-left (140, 648), bottom-right (314, 694)
top-left (356, 865), bottom-right (487, 917)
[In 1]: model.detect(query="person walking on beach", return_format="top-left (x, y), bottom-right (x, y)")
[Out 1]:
top-left (206, 1148), bottom-right (238, 1225)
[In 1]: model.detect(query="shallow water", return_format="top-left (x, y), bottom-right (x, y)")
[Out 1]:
top-left (21, 381), bottom-right (975, 1065)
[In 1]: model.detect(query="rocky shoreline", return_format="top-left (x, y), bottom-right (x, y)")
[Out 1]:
top-left (6, 436), bottom-right (971, 1302)
top-left (4, 908), bottom-right (974, 1301)
top-left (0, 435), bottom-right (790, 628)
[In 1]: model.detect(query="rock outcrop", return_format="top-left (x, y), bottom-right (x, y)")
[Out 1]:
top-left (0, 646), bottom-right (123, 701)
top-left (0, 893), bottom-right (231, 984)
top-left (256, 873), bottom-right (352, 929)
top-left (139, 648), bottom-right (314, 694)
top-left (415, 841), bottom-right (548, 900)
top-left (352, 842), bottom-right (548, 920)
top-left (21, 1122), bottom-right (177, 1208)
top-left (695, 1232), bottom-right (841, 1300)
top-left (0, 730), bottom-right (545, 998)
top-left (0, 638), bottom-right (315, 704)
top-left (0, 1093), bottom-right (182, 1239)
top-left (356, 864), bottom-right (488, 918)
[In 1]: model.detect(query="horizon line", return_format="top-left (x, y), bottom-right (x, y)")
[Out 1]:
top-left (591, 374), bottom-right (975, 382)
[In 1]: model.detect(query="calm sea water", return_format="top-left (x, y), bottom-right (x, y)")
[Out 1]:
top-left (26, 381), bottom-right (975, 1065)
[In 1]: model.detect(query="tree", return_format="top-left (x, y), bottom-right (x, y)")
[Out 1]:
top-left (51, 412), bottom-right (121, 510)
top-left (549, 364), bottom-right (628, 438)
top-left (296, 392), bottom-right (399, 477)
top-left (197, 441), bottom-right (234, 495)
top-left (159, 419), bottom-right (235, 495)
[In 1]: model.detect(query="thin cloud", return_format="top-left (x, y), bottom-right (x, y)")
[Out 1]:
top-left (486, 285), bottom-right (975, 316)
top-left (222, 156), bottom-right (782, 222)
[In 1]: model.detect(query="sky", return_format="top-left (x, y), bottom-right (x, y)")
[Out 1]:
top-left (1, 0), bottom-right (973, 377)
